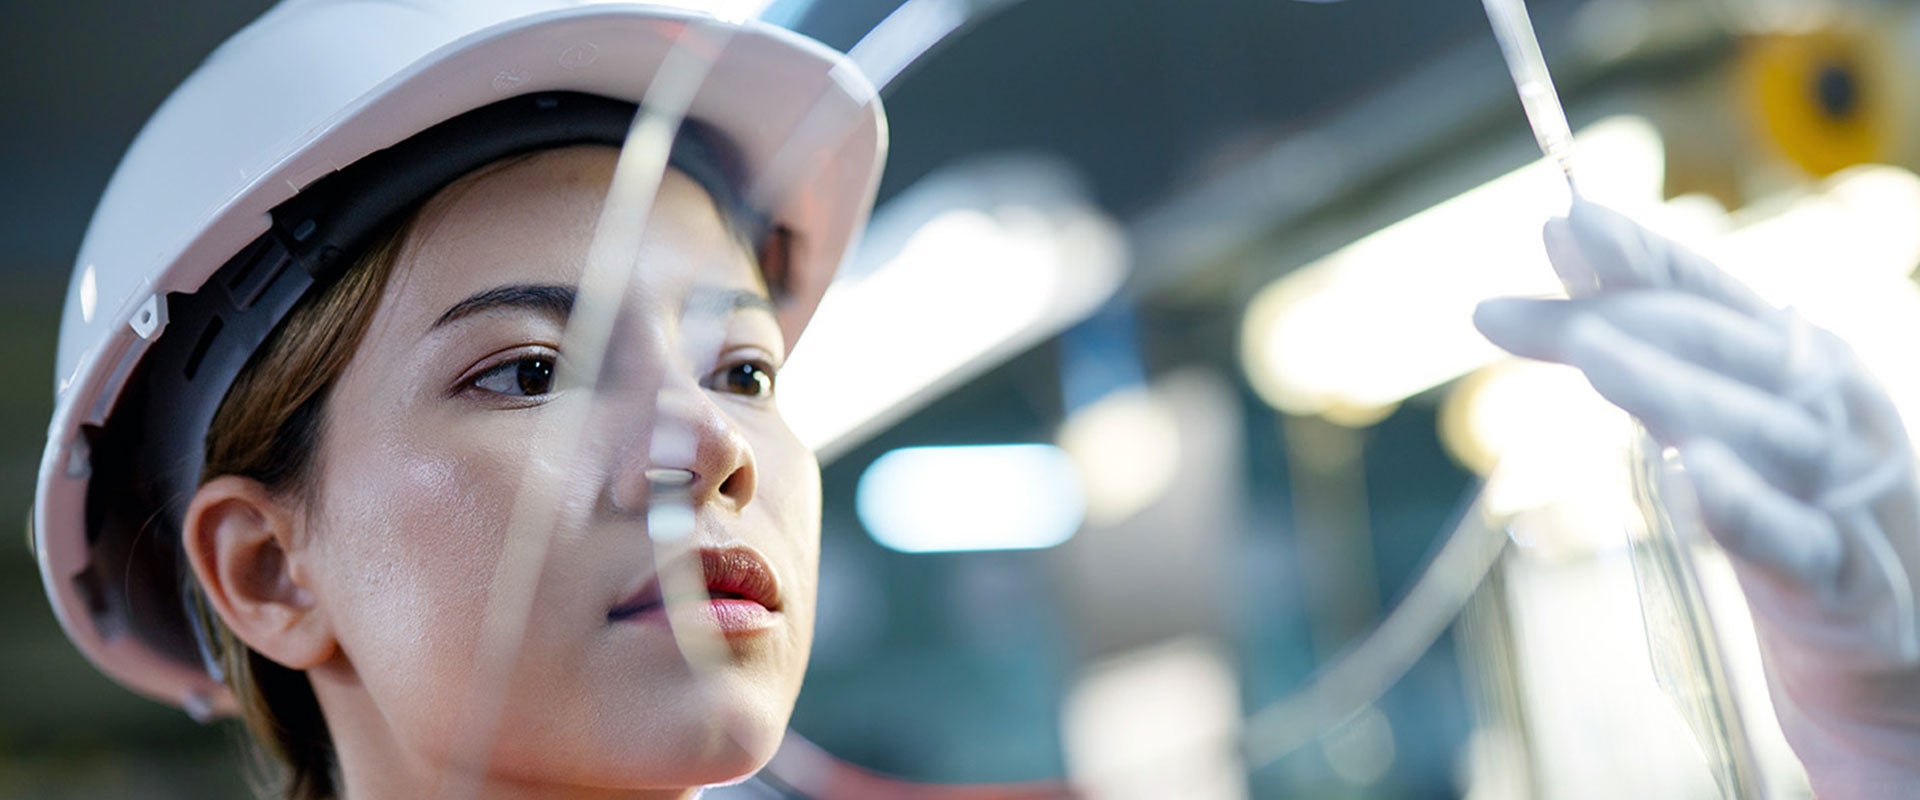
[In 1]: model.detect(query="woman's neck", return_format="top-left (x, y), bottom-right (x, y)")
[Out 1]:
top-left (313, 661), bottom-right (708, 800)
top-left (331, 731), bottom-right (707, 800)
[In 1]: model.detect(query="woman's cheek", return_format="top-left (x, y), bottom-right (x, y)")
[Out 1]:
top-left (312, 428), bottom-right (539, 704)
top-left (754, 421), bottom-right (823, 643)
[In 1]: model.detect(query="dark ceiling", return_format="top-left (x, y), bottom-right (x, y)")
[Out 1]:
top-left (816, 0), bottom-right (1573, 215)
top-left (2, 0), bottom-right (1584, 277)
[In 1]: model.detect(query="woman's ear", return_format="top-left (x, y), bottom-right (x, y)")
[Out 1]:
top-left (182, 475), bottom-right (336, 670)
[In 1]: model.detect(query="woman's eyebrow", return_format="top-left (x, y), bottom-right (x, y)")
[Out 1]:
top-left (688, 286), bottom-right (775, 318)
top-left (432, 283), bottom-right (577, 329)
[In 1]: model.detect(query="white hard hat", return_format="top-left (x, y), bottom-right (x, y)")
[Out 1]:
top-left (35, 0), bottom-right (886, 715)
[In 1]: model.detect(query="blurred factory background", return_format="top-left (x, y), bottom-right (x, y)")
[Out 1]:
top-left (9, 0), bottom-right (1920, 797)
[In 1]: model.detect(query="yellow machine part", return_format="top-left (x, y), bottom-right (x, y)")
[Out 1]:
top-left (1742, 26), bottom-right (1905, 177)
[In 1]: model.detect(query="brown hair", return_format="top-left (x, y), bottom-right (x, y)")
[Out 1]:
top-left (192, 219), bottom-right (409, 800)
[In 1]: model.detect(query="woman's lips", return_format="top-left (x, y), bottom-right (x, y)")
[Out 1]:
top-left (608, 546), bottom-right (782, 635)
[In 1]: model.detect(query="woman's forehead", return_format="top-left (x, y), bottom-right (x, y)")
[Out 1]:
top-left (385, 145), bottom-right (764, 326)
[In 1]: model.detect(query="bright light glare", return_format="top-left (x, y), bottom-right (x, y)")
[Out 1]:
top-left (1441, 362), bottom-right (1632, 502)
top-left (1684, 166), bottom-right (1920, 426)
top-left (1240, 116), bottom-right (1665, 421)
top-left (1501, 554), bottom-right (1730, 797)
top-left (79, 264), bottom-right (96, 324)
top-left (1063, 639), bottom-right (1246, 800)
top-left (1321, 705), bottom-right (1396, 787)
top-left (782, 188), bottom-right (1126, 461)
top-left (856, 444), bottom-right (1086, 553)
top-left (1056, 387), bottom-right (1182, 527)
top-left (1441, 361), bottom-right (1638, 554)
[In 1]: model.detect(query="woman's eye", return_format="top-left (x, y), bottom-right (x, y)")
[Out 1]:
top-left (709, 361), bottom-right (776, 398)
top-left (471, 355), bottom-right (556, 398)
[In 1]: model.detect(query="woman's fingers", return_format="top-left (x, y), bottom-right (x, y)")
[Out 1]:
top-left (1476, 293), bottom-right (1790, 392)
top-left (1678, 437), bottom-right (1845, 589)
top-left (1548, 201), bottom-right (1774, 316)
top-left (1475, 297), bottom-right (1832, 489)
top-left (1542, 215), bottom-right (1600, 296)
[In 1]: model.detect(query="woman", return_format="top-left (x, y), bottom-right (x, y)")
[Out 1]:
top-left (35, 1), bottom-right (880, 796)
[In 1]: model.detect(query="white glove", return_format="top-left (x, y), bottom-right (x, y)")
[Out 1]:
top-left (1473, 200), bottom-right (1920, 798)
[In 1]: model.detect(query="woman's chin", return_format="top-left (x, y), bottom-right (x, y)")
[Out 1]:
top-left (479, 697), bottom-right (790, 790)
top-left (677, 724), bottom-right (782, 784)
top-left (688, 700), bottom-right (790, 780)
top-left (598, 728), bottom-right (785, 791)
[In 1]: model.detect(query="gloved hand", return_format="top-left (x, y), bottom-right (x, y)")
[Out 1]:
top-left (1473, 200), bottom-right (1920, 798)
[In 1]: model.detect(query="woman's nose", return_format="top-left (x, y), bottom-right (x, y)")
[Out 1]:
top-left (608, 378), bottom-right (758, 516)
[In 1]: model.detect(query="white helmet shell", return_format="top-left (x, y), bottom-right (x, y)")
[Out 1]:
top-left (38, 0), bottom-right (885, 715)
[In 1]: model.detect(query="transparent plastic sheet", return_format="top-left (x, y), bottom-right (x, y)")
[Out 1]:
top-left (1240, 478), bottom-right (1511, 769)
top-left (1626, 432), bottom-right (1768, 799)
top-left (1481, 2), bottom-right (1758, 795)
top-left (1228, 0), bottom-right (1587, 774)
top-left (441, 2), bottom-right (1773, 796)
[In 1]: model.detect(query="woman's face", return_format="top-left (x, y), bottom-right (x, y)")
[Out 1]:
top-left (299, 145), bottom-right (820, 789)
